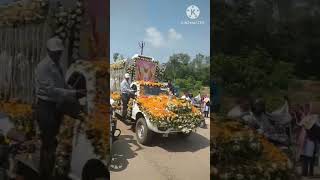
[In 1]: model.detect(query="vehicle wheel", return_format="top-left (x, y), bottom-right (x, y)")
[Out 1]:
top-left (135, 117), bottom-right (153, 145)
top-left (178, 132), bottom-right (192, 138)
top-left (82, 159), bottom-right (109, 180)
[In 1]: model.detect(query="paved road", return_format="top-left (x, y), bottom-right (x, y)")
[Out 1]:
top-left (297, 166), bottom-right (320, 180)
top-left (110, 118), bottom-right (210, 180)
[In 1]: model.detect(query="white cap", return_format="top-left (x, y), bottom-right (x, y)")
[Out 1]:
top-left (125, 73), bottom-right (130, 78)
top-left (47, 36), bottom-right (64, 51)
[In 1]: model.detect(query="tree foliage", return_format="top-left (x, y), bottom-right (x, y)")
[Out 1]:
top-left (164, 53), bottom-right (210, 95)
top-left (211, 49), bottom-right (294, 97)
top-left (212, 0), bottom-right (320, 80)
top-left (113, 53), bottom-right (124, 62)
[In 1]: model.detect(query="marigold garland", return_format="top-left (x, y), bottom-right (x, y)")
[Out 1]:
top-left (85, 103), bottom-right (109, 159)
top-left (0, 0), bottom-right (48, 27)
top-left (65, 59), bottom-right (110, 159)
top-left (110, 92), bottom-right (121, 111)
top-left (127, 99), bottom-right (134, 117)
top-left (85, 73), bottom-right (110, 159)
top-left (55, 115), bottom-right (76, 176)
top-left (111, 92), bottom-right (120, 101)
top-left (0, 100), bottom-right (34, 134)
top-left (138, 81), bottom-right (166, 87)
top-left (110, 60), bottom-right (126, 70)
top-left (211, 117), bottom-right (295, 179)
top-left (137, 95), bottom-right (202, 133)
top-left (111, 91), bottom-right (202, 133)
top-left (73, 60), bottom-right (109, 78)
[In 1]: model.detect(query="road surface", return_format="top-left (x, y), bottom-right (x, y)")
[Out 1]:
top-left (110, 118), bottom-right (210, 180)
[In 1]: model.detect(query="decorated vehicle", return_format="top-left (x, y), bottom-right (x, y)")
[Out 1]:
top-left (111, 54), bottom-right (204, 144)
top-left (0, 60), bottom-right (117, 180)
top-left (210, 116), bottom-right (296, 180)
top-left (65, 60), bottom-right (115, 180)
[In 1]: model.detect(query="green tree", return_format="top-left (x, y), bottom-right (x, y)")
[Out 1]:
top-left (212, 0), bottom-right (320, 80)
top-left (164, 53), bottom-right (191, 81)
top-left (113, 53), bottom-right (124, 62)
top-left (164, 53), bottom-right (210, 95)
top-left (212, 49), bottom-right (293, 97)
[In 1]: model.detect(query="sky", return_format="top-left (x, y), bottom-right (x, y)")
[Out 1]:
top-left (111, 0), bottom-right (210, 62)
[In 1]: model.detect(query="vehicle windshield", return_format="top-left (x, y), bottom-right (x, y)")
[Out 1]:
top-left (142, 85), bottom-right (168, 96)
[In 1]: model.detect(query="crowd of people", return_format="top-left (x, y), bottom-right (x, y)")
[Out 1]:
top-left (167, 80), bottom-right (210, 118)
top-left (292, 104), bottom-right (320, 177)
top-left (226, 96), bottom-right (320, 177)
top-left (181, 92), bottom-right (210, 118)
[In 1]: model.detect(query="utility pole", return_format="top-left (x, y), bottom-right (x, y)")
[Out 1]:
top-left (138, 41), bottom-right (145, 55)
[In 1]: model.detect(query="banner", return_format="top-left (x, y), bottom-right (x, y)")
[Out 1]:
top-left (135, 59), bottom-right (156, 82)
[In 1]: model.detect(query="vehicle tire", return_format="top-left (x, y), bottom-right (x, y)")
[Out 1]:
top-left (135, 117), bottom-right (153, 145)
top-left (178, 132), bottom-right (192, 138)
top-left (82, 159), bottom-right (109, 180)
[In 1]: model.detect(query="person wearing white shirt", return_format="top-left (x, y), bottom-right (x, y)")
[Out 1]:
top-left (120, 73), bottom-right (135, 121)
top-left (35, 37), bottom-right (85, 179)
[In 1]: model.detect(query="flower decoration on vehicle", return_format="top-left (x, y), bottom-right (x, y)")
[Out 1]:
top-left (49, 0), bottom-right (84, 60)
top-left (0, 0), bottom-right (49, 27)
top-left (52, 0), bottom-right (84, 39)
top-left (66, 60), bottom-right (110, 159)
top-left (110, 92), bottom-right (121, 111)
top-left (125, 63), bottom-right (135, 79)
top-left (127, 98), bottom-right (134, 118)
top-left (85, 103), bottom-right (109, 159)
top-left (51, 2), bottom-right (68, 41)
top-left (71, 60), bottom-right (109, 78)
top-left (111, 92), bottom-right (121, 101)
top-left (69, 0), bottom-right (84, 60)
top-left (91, 60), bottom-right (109, 77)
top-left (0, 100), bottom-right (34, 134)
top-left (158, 63), bottom-right (166, 81)
top-left (211, 117), bottom-right (295, 179)
top-left (110, 91), bottom-right (133, 118)
top-left (167, 98), bottom-right (192, 114)
top-left (88, 64), bottom-right (109, 159)
top-left (111, 60), bottom-right (126, 70)
top-left (137, 95), bottom-right (203, 133)
top-left (55, 115), bottom-right (76, 176)
top-left (137, 81), bottom-right (166, 88)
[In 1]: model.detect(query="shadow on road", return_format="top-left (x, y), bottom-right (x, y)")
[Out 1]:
top-left (148, 132), bottom-right (210, 153)
top-left (109, 135), bottom-right (143, 172)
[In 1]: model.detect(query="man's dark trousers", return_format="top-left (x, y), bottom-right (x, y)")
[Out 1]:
top-left (121, 93), bottom-right (130, 120)
top-left (37, 99), bottom-right (62, 180)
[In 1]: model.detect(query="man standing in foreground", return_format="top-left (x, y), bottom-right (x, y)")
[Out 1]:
top-left (35, 37), bottom-right (84, 179)
top-left (121, 73), bottom-right (135, 122)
